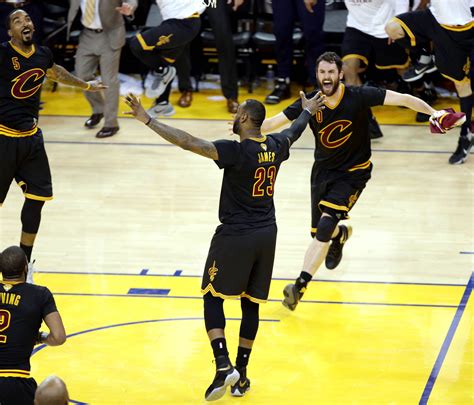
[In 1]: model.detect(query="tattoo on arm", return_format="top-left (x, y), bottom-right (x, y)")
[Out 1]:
top-left (147, 119), bottom-right (219, 160)
top-left (46, 64), bottom-right (88, 89)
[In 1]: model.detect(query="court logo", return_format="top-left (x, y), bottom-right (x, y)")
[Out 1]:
top-left (319, 119), bottom-right (352, 149)
top-left (157, 34), bottom-right (173, 47)
top-left (208, 260), bottom-right (218, 281)
top-left (11, 68), bottom-right (45, 99)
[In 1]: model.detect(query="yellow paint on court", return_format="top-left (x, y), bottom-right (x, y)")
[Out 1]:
top-left (29, 272), bottom-right (472, 405)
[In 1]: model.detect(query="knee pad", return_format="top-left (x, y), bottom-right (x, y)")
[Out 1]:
top-left (203, 293), bottom-right (225, 332)
top-left (315, 214), bottom-right (338, 242)
top-left (21, 199), bottom-right (44, 234)
top-left (240, 298), bottom-right (259, 341)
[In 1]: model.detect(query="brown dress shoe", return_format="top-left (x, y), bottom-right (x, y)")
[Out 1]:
top-left (84, 113), bottom-right (103, 128)
top-left (96, 126), bottom-right (119, 138)
top-left (178, 91), bottom-right (193, 108)
top-left (227, 98), bottom-right (239, 114)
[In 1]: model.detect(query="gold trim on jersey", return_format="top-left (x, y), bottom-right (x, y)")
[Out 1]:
top-left (136, 34), bottom-right (154, 51)
top-left (440, 73), bottom-right (470, 84)
top-left (0, 369), bottom-right (30, 378)
top-left (440, 21), bottom-right (474, 31)
top-left (391, 17), bottom-right (416, 47)
top-left (163, 57), bottom-right (175, 63)
top-left (187, 12), bottom-right (201, 19)
top-left (348, 159), bottom-right (371, 172)
top-left (342, 54), bottom-right (368, 67)
top-left (0, 124), bottom-right (38, 137)
top-left (8, 42), bottom-right (36, 58)
top-left (23, 193), bottom-right (53, 202)
top-left (248, 135), bottom-right (267, 143)
top-left (201, 284), bottom-right (267, 304)
top-left (311, 227), bottom-right (317, 234)
top-left (319, 201), bottom-right (349, 212)
top-left (375, 59), bottom-right (410, 70)
top-left (324, 84), bottom-right (345, 110)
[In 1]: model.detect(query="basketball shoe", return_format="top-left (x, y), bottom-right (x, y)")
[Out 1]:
top-left (325, 225), bottom-right (352, 270)
top-left (231, 368), bottom-right (250, 397)
top-left (282, 283), bottom-right (305, 311)
top-left (205, 357), bottom-right (240, 401)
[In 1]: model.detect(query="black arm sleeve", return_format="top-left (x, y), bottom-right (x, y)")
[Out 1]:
top-left (278, 109), bottom-right (312, 146)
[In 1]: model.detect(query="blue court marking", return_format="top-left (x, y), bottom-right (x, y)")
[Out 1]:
top-left (127, 288), bottom-right (170, 295)
top-left (174, 270), bottom-right (183, 276)
top-left (51, 292), bottom-right (457, 309)
top-left (35, 270), bottom-right (466, 287)
top-left (459, 251), bottom-right (474, 254)
top-left (419, 272), bottom-right (473, 404)
top-left (43, 138), bottom-right (464, 155)
top-left (140, 269), bottom-right (149, 275)
top-left (31, 317), bottom-right (279, 405)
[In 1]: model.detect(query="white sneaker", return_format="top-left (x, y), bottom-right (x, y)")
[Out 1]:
top-left (145, 66), bottom-right (176, 99)
top-left (147, 101), bottom-right (176, 118)
top-left (26, 260), bottom-right (35, 284)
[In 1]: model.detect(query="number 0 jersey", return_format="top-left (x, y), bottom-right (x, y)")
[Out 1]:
top-left (284, 84), bottom-right (386, 171)
top-left (0, 282), bottom-right (57, 376)
top-left (213, 134), bottom-right (291, 230)
top-left (0, 41), bottom-right (54, 134)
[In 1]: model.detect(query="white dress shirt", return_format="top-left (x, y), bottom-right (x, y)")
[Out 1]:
top-left (155, 0), bottom-right (205, 21)
top-left (80, 0), bottom-right (103, 30)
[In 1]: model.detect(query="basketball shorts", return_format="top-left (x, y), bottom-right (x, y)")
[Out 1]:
top-left (310, 164), bottom-right (372, 234)
top-left (342, 27), bottom-right (409, 70)
top-left (393, 9), bottom-right (473, 82)
top-left (0, 377), bottom-right (37, 405)
top-left (0, 129), bottom-right (53, 204)
top-left (201, 223), bottom-right (277, 303)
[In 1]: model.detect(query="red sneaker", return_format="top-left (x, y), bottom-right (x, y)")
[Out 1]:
top-left (429, 108), bottom-right (466, 134)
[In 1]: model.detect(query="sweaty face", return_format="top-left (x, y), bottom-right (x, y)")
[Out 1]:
top-left (316, 60), bottom-right (342, 97)
top-left (9, 11), bottom-right (35, 45)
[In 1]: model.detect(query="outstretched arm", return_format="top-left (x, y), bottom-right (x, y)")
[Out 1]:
top-left (124, 94), bottom-right (218, 160)
top-left (261, 112), bottom-right (292, 134)
top-left (384, 90), bottom-right (436, 116)
top-left (46, 64), bottom-right (107, 92)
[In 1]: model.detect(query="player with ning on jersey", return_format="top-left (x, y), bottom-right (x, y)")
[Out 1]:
top-left (0, 246), bottom-right (66, 405)
top-left (0, 9), bottom-right (105, 277)
top-left (124, 90), bottom-right (325, 401)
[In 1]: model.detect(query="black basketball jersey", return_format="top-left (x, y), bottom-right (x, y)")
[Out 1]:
top-left (284, 85), bottom-right (386, 171)
top-left (0, 282), bottom-right (57, 375)
top-left (213, 134), bottom-right (291, 230)
top-left (0, 41), bottom-right (54, 133)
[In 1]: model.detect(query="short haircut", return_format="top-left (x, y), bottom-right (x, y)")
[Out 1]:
top-left (316, 51), bottom-right (343, 73)
top-left (243, 99), bottom-right (266, 128)
top-left (5, 9), bottom-right (27, 30)
top-left (0, 246), bottom-right (27, 279)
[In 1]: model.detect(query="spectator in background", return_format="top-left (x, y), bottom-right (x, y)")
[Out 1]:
top-left (341, 0), bottom-right (411, 139)
top-left (129, 0), bottom-right (205, 118)
top-left (0, 246), bottom-right (66, 405)
top-left (0, 0), bottom-right (43, 43)
top-left (264, 0), bottom-right (325, 105)
top-left (175, 0), bottom-right (245, 113)
top-left (34, 376), bottom-right (69, 405)
top-left (67, 0), bottom-right (137, 139)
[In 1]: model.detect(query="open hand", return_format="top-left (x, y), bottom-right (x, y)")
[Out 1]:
top-left (85, 80), bottom-right (108, 92)
top-left (116, 3), bottom-right (133, 16)
top-left (123, 93), bottom-right (151, 124)
top-left (300, 91), bottom-right (325, 115)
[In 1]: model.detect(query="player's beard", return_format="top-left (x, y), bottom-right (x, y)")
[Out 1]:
top-left (318, 77), bottom-right (340, 97)
top-left (233, 119), bottom-right (241, 135)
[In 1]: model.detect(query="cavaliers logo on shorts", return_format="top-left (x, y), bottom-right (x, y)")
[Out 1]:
top-left (208, 261), bottom-right (218, 282)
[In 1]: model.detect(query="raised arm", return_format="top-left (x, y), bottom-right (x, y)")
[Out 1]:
top-left (46, 63), bottom-right (107, 92)
top-left (124, 94), bottom-right (218, 160)
top-left (279, 91), bottom-right (326, 145)
top-left (383, 89), bottom-right (436, 116)
top-left (261, 112), bottom-right (292, 134)
top-left (38, 311), bottom-right (66, 346)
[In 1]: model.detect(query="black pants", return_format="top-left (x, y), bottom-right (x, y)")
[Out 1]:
top-left (130, 17), bottom-right (201, 70)
top-left (272, 0), bottom-right (325, 84)
top-left (0, 377), bottom-right (37, 405)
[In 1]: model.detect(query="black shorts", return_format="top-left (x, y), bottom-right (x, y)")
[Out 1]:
top-left (0, 377), bottom-right (37, 405)
top-left (310, 164), bottom-right (372, 234)
top-left (393, 9), bottom-right (473, 82)
top-left (342, 27), bottom-right (409, 70)
top-left (0, 129), bottom-right (53, 204)
top-left (201, 224), bottom-right (277, 303)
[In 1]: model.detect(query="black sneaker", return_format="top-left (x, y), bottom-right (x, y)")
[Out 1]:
top-left (282, 283), bottom-right (304, 311)
top-left (325, 225), bottom-right (352, 270)
top-left (231, 375), bottom-right (251, 397)
top-left (204, 359), bottom-right (240, 401)
top-left (265, 78), bottom-right (291, 105)
top-left (449, 133), bottom-right (474, 165)
top-left (369, 115), bottom-right (383, 139)
top-left (403, 56), bottom-right (437, 82)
